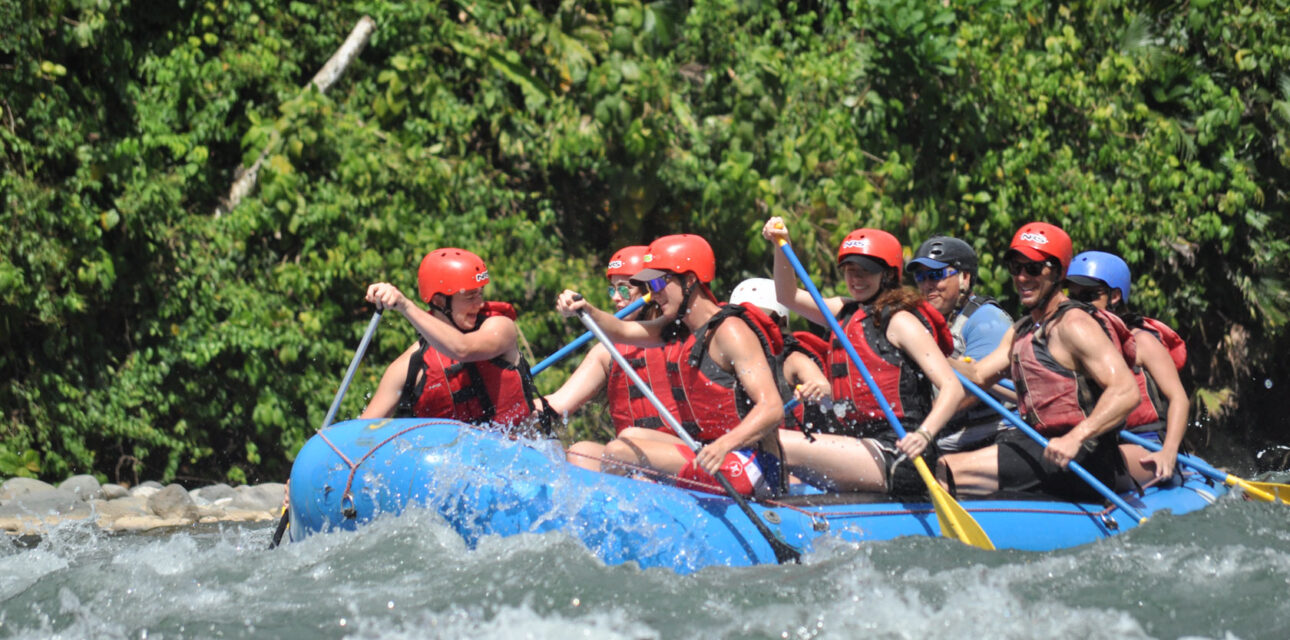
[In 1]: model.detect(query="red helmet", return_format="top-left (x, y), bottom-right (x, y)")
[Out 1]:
top-left (837, 228), bottom-right (904, 281)
top-left (417, 248), bottom-right (490, 303)
top-left (606, 245), bottom-right (649, 280)
top-left (638, 234), bottom-right (715, 284)
top-left (1007, 222), bottom-right (1072, 273)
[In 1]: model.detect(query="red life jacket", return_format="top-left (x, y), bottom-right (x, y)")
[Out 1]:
top-left (828, 300), bottom-right (953, 437)
top-left (1134, 316), bottom-right (1187, 370)
top-left (396, 302), bottom-right (535, 427)
top-left (605, 344), bottom-right (676, 434)
top-left (665, 303), bottom-right (783, 443)
top-left (1010, 301), bottom-right (1136, 437)
top-left (1122, 316), bottom-right (1185, 432)
top-left (777, 331), bottom-right (829, 430)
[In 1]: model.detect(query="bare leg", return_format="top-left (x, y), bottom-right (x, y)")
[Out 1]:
top-left (602, 433), bottom-right (688, 476)
top-left (566, 441), bottom-right (606, 472)
top-left (937, 447), bottom-right (1001, 496)
top-left (1118, 444), bottom-right (1156, 490)
top-left (778, 430), bottom-right (887, 493)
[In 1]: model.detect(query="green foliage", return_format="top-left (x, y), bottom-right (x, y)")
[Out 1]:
top-left (2, 0), bottom-right (1288, 482)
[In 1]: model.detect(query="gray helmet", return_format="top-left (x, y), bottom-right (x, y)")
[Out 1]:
top-left (908, 236), bottom-right (978, 275)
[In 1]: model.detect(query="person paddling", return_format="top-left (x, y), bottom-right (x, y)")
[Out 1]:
top-left (907, 236), bottom-right (1014, 452)
top-left (555, 234), bottom-right (786, 497)
top-left (729, 278), bottom-right (834, 434)
top-left (939, 223), bottom-right (1141, 500)
top-left (1066, 250), bottom-right (1190, 483)
top-left (543, 246), bottom-right (680, 471)
top-left (361, 249), bottom-right (539, 432)
top-left (761, 218), bottom-right (965, 495)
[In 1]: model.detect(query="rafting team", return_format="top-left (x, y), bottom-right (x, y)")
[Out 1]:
top-left (361, 218), bottom-right (1189, 503)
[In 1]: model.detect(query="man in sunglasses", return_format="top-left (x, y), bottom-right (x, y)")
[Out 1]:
top-left (939, 223), bottom-right (1141, 501)
top-left (907, 237), bottom-right (1013, 452)
top-left (555, 234), bottom-right (787, 498)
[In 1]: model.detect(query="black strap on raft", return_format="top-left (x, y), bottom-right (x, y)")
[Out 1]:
top-left (394, 339), bottom-right (430, 418)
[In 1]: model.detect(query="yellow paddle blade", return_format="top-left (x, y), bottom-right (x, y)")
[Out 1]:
top-left (1231, 477), bottom-right (1289, 504)
top-left (913, 457), bottom-right (995, 550)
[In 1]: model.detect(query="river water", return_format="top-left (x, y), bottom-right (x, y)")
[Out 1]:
top-left (2, 471), bottom-right (1288, 640)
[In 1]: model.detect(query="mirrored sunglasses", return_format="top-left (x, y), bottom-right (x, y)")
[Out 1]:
top-left (644, 275), bottom-right (671, 293)
top-left (912, 267), bottom-right (959, 283)
top-left (607, 284), bottom-right (633, 299)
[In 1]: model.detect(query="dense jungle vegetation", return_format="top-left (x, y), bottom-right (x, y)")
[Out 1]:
top-left (3, 0), bottom-right (1289, 484)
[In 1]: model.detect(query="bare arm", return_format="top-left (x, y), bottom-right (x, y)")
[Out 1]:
top-left (360, 343), bottom-right (418, 418)
top-left (949, 326), bottom-right (1015, 387)
top-left (783, 351), bottom-right (830, 403)
top-left (887, 311), bottom-right (965, 457)
top-left (1135, 331), bottom-right (1190, 478)
top-left (692, 321), bottom-right (784, 474)
top-left (543, 344), bottom-right (612, 416)
top-left (1045, 311), bottom-right (1140, 466)
top-left (367, 283), bottom-right (518, 362)
top-left (762, 217), bottom-right (845, 326)
top-left (555, 289), bottom-right (666, 347)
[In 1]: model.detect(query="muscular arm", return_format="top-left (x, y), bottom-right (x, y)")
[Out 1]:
top-left (543, 344), bottom-right (612, 416)
top-left (887, 311), bottom-right (965, 457)
top-left (360, 343), bottom-right (419, 418)
top-left (693, 320), bottom-right (784, 474)
top-left (1135, 331), bottom-right (1190, 478)
top-left (1047, 311), bottom-right (1140, 463)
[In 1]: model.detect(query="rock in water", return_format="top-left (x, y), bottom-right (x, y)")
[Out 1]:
top-left (59, 475), bottom-right (103, 501)
top-left (147, 484), bottom-right (198, 521)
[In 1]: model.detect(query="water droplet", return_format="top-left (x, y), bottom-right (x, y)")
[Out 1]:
top-left (1265, 378), bottom-right (1273, 389)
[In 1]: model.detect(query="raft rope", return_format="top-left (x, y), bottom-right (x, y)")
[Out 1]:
top-left (324, 423), bottom-right (1193, 525)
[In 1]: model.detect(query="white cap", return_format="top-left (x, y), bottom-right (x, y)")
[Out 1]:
top-left (730, 278), bottom-right (789, 318)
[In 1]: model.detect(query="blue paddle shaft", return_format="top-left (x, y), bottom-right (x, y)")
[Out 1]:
top-left (320, 311), bottom-right (382, 430)
top-left (776, 242), bottom-right (910, 439)
top-left (953, 370), bottom-right (1147, 523)
top-left (1119, 430), bottom-right (1212, 478)
top-left (531, 297), bottom-right (647, 375)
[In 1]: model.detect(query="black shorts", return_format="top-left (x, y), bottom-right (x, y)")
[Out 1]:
top-left (995, 429), bottom-right (1125, 502)
top-left (858, 433), bottom-right (940, 499)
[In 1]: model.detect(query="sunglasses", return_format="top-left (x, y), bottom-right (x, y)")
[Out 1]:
top-left (1005, 260), bottom-right (1049, 277)
top-left (1067, 286), bottom-right (1108, 303)
top-left (912, 267), bottom-right (959, 283)
top-left (607, 284), bottom-right (633, 299)
top-left (643, 275), bottom-right (671, 293)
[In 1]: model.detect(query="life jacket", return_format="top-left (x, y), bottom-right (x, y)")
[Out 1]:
top-left (946, 294), bottom-right (1000, 359)
top-left (1132, 316), bottom-right (1187, 370)
top-left (827, 300), bottom-right (953, 438)
top-left (605, 344), bottom-right (677, 433)
top-left (1122, 315), bottom-right (1186, 433)
top-left (1010, 301), bottom-right (1136, 437)
top-left (395, 302), bottom-right (536, 427)
top-left (777, 331), bottom-right (831, 431)
top-left (665, 303), bottom-right (783, 443)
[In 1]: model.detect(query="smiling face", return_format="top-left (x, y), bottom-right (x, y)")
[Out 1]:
top-left (913, 267), bottom-right (967, 316)
top-left (841, 263), bottom-right (886, 303)
top-left (1006, 257), bottom-right (1059, 309)
top-left (447, 288), bottom-right (485, 328)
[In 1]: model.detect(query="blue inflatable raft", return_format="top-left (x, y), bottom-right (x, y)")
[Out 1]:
top-left (287, 418), bottom-right (1228, 573)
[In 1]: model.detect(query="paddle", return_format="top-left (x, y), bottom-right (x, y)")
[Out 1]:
top-left (572, 299), bottom-right (803, 564)
top-left (531, 295), bottom-right (649, 375)
top-left (774, 237), bottom-right (994, 550)
top-left (269, 311), bottom-right (383, 549)
top-left (1119, 430), bottom-right (1286, 504)
top-left (953, 371), bottom-right (1148, 523)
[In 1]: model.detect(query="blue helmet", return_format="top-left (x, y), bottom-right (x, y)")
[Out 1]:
top-left (1067, 251), bottom-right (1131, 304)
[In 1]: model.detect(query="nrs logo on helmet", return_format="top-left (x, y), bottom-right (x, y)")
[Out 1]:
top-left (1019, 232), bottom-right (1049, 245)
top-left (474, 271), bottom-right (489, 282)
top-left (607, 260), bottom-right (624, 270)
top-left (841, 239), bottom-right (870, 250)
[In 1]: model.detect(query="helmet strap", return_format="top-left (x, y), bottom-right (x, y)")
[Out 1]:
top-left (430, 294), bottom-right (473, 332)
top-left (1023, 261), bottom-right (1063, 314)
top-left (675, 274), bottom-right (699, 321)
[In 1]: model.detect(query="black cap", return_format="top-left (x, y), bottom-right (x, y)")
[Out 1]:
top-left (838, 254), bottom-right (887, 274)
top-left (908, 236), bottom-right (978, 274)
